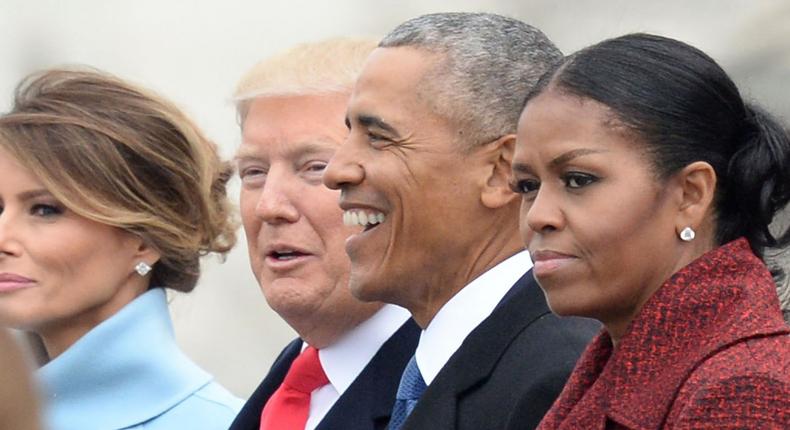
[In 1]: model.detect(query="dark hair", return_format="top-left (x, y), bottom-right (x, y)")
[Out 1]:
top-left (526, 33), bottom-right (790, 259)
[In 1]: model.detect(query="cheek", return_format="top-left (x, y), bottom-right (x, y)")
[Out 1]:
top-left (240, 189), bottom-right (263, 263)
top-left (518, 201), bottom-right (533, 246)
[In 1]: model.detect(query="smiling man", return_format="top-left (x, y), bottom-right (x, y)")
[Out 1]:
top-left (228, 38), bottom-right (419, 430)
top-left (324, 13), bottom-right (600, 430)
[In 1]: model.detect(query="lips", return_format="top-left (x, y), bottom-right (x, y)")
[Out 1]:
top-left (0, 273), bottom-right (36, 293)
top-left (261, 243), bottom-right (315, 272)
top-left (530, 250), bottom-right (578, 277)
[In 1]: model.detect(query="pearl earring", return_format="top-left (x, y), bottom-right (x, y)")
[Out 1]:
top-left (679, 227), bottom-right (696, 242)
top-left (135, 262), bottom-right (152, 276)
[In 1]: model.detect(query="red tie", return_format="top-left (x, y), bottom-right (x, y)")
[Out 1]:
top-left (259, 346), bottom-right (329, 430)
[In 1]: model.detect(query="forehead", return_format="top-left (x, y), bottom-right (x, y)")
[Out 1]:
top-left (238, 94), bottom-right (349, 159)
top-left (348, 46), bottom-right (441, 120)
top-left (517, 92), bottom-right (625, 151)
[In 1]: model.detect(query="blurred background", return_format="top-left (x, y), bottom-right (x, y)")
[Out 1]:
top-left (1, 0), bottom-right (788, 398)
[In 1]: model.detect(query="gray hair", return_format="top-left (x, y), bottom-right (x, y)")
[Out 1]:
top-left (380, 12), bottom-right (562, 148)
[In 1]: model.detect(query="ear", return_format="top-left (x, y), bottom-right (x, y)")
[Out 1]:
top-left (674, 161), bottom-right (717, 237)
top-left (130, 235), bottom-right (161, 272)
top-left (480, 134), bottom-right (519, 209)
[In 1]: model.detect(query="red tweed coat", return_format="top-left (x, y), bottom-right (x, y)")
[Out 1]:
top-left (537, 238), bottom-right (790, 430)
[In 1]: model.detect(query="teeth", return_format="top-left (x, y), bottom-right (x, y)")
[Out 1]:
top-left (343, 209), bottom-right (386, 227)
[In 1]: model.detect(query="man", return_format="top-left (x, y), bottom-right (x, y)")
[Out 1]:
top-left (229, 38), bottom-right (419, 430)
top-left (323, 13), bottom-right (599, 430)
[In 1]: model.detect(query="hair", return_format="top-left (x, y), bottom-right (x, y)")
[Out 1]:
top-left (233, 37), bottom-right (378, 123)
top-left (525, 33), bottom-right (790, 260)
top-left (379, 12), bottom-right (563, 149)
top-left (0, 68), bottom-right (237, 292)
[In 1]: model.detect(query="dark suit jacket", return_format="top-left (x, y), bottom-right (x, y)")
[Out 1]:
top-left (229, 318), bottom-right (420, 430)
top-left (401, 270), bottom-right (600, 430)
top-left (537, 238), bottom-right (790, 430)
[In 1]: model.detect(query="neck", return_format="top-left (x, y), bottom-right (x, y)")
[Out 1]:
top-left (409, 229), bottom-right (524, 328)
top-left (293, 301), bottom-right (384, 349)
top-left (37, 281), bottom-right (148, 359)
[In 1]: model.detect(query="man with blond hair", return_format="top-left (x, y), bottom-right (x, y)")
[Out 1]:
top-left (228, 38), bottom-right (419, 430)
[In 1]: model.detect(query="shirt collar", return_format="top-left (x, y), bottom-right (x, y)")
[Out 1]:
top-left (311, 304), bottom-right (411, 396)
top-left (37, 288), bottom-right (212, 430)
top-left (416, 250), bottom-right (533, 384)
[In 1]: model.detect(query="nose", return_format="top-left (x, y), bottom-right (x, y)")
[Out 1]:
top-left (323, 136), bottom-right (364, 191)
top-left (254, 168), bottom-right (300, 225)
top-left (525, 186), bottom-right (564, 234)
top-left (0, 211), bottom-right (22, 258)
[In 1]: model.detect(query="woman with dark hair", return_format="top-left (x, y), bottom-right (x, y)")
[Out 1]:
top-left (511, 33), bottom-right (790, 429)
top-left (0, 69), bottom-right (241, 429)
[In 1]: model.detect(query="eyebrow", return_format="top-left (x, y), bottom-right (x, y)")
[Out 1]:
top-left (512, 148), bottom-right (608, 175)
top-left (549, 148), bottom-right (607, 168)
top-left (18, 189), bottom-right (53, 201)
top-left (355, 114), bottom-right (402, 139)
top-left (234, 140), bottom-right (335, 162)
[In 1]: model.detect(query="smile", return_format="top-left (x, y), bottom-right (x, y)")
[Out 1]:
top-left (0, 273), bottom-right (37, 293)
top-left (343, 209), bottom-right (386, 229)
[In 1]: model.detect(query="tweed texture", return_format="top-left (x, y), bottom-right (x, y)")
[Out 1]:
top-left (537, 238), bottom-right (790, 430)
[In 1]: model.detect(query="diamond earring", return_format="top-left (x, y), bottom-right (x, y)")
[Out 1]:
top-left (135, 262), bottom-right (152, 276)
top-left (679, 227), bottom-right (696, 242)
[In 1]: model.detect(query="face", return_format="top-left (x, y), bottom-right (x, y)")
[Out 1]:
top-left (513, 91), bottom-right (686, 331)
top-left (323, 47), bottom-right (491, 309)
top-left (0, 149), bottom-right (148, 340)
top-left (237, 94), bottom-right (380, 336)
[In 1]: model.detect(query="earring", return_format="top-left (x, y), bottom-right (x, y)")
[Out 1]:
top-left (135, 262), bottom-right (152, 276)
top-left (679, 227), bottom-right (696, 242)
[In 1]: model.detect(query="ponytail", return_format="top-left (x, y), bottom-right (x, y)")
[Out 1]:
top-left (722, 104), bottom-right (790, 258)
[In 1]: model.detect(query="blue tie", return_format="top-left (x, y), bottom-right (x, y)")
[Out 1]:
top-left (389, 356), bottom-right (427, 430)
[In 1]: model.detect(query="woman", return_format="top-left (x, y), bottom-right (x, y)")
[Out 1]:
top-left (0, 69), bottom-right (242, 429)
top-left (512, 34), bottom-right (790, 429)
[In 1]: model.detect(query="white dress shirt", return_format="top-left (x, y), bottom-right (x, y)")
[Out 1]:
top-left (304, 304), bottom-right (411, 430)
top-left (415, 250), bottom-right (533, 385)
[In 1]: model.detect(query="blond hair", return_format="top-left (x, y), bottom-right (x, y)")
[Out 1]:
top-left (233, 37), bottom-right (377, 122)
top-left (0, 68), bottom-right (236, 292)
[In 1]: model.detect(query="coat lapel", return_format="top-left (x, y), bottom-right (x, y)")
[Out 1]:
top-left (407, 271), bottom-right (551, 428)
top-left (318, 319), bottom-right (420, 430)
top-left (228, 338), bottom-right (302, 430)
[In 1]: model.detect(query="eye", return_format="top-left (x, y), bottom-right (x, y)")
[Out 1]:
top-left (31, 203), bottom-right (63, 217)
top-left (509, 178), bottom-right (540, 195)
top-left (239, 166), bottom-right (268, 186)
top-left (563, 172), bottom-right (598, 189)
top-left (366, 132), bottom-right (392, 149)
top-left (304, 161), bottom-right (327, 173)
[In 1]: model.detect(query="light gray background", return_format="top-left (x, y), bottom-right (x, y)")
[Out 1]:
top-left (1, 0), bottom-right (788, 398)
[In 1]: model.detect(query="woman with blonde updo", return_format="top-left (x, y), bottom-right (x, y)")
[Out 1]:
top-left (0, 68), bottom-right (241, 430)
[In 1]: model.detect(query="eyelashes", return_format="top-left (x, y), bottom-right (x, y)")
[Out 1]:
top-left (509, 172), bottom-right (600, 195)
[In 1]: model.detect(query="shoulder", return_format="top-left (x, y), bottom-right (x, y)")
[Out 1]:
top-left (139, 381), bottom-right (243, 430)
top-left (669, 334), bottom-right (790, 427)
top-left (509, 312), bottom-right (600, 362)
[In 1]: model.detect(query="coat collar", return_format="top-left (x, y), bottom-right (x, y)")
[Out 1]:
top-left (546, 238), bottom-right (790, 430)
top-left (37, 288), bottom-right (212, 430)
top-left (410, 270), bottom-right (549, 428)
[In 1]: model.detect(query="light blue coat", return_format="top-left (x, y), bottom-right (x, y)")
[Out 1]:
top-left (37, 288), bottom-right (242, 430)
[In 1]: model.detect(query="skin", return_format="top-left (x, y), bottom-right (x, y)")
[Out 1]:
top-left (323, 47), bottom-right (523, 328)
top-left (512, 90), bottom-right (716, 343)
top-left (0, 149), bottom-right (157, 358)
top-left (237, 93), bottom-right (382, 348)
top-left (0, 329), bottom-right (41, 430)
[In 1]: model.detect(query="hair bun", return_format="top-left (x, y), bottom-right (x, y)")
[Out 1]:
top-left (725, 103), bottom-right (790, 254)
